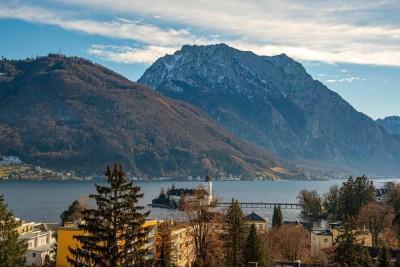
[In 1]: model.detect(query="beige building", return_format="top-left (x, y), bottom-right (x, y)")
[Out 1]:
top-left (158, 223), bottom-right (196, 267)
top-left (170, 226), bottom-right (195, 267)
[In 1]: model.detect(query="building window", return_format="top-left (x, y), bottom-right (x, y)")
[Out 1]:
top-left (324, 238), bottom-right (328, 243)
top-left (32, 253), bottom-right (36, 257)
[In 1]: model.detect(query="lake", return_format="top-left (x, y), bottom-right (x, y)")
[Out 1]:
top-left (0, 178), bottom-right (395, 224)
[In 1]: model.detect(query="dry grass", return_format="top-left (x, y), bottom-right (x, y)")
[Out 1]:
top-left (0, 165), bottom-right (30, 177)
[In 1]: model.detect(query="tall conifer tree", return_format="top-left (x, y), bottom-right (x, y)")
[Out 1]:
top-left (0, 194), bottom-right (27, 267)
top-left (67, 163), bottom-right (150, 267)
top-left (272, 205), bottom-right (283, 228)
top-left (332, 221), bottom-right (373, 266)
top-left (338, 175), bottom-right (375, 220)
top-left (223, 198), bottom-right (248, 267)
top-left (243, 224), bottom-right (266, 267)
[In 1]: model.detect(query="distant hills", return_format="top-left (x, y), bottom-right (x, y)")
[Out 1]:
top-left (0, 54), bottom-right (295, 178)
top-left (139, 43), bottom-right (400, 176)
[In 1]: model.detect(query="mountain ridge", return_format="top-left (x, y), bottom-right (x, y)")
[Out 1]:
top-left (0, 54), bottom-right (297, 178)
top-left (139, 43), bottom-right (400, 176)
top-left (377, 116), bottom-right (400, 136)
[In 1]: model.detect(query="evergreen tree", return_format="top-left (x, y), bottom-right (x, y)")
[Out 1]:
top-left (223, 198), bottom-right (248, 267)
top-left (338, 175), bottom-right (375, 221)
top-left (243, 224), bottom-right (266, 267)
top-left (272, 205), bottom-right (283, 228)
top-left (67, 163), bottom-right (150, 267)
top-left (0, 194), bottom-right (27, 267)
top-left (378, 246), bottom-right (393, 267)
top-left (332, 221), bottom-right (373, 266)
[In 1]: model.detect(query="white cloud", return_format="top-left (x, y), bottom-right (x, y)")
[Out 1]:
top-left (325, 77), bottom-right (360, 83)
top-left (0, 4), bottom-right (195, 46)
top-left (1, 1), bottom-right (400, 66)
top-left (87, 45), bottom-right (176, 64)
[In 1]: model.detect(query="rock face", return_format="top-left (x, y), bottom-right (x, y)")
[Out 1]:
top-left (377, 116), bottom-right (400, 135)
top-left (0, 55), bottom-right (289, 177)
top-left (139, 43), bottom-right (400, 175)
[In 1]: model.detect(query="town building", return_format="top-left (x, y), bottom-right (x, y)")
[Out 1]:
top-left (56, 219), bottom-right (157, 267)
top-left (17, 221), bottom-right (56, 267)
top-left (246, 211), bottom-right (268, 232)
top-left (311, 222), bottom-right (372, 259)
top-left (167, 225), bottom-right (196, 267)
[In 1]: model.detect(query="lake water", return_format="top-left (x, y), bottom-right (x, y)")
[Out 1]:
top-left (0, 179), bottom-right (396, 224)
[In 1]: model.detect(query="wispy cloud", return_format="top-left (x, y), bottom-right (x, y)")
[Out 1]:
top-left (87, 45), bottom-right (176, 64)
top-left (0, 4), bottom-right (195, 46)
top-left (1, 1), bottom-right (400, 66)
top-left (325, 77), bottom-right (360, 83)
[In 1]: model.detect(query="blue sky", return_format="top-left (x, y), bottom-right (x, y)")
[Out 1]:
top-left (1, 0), bottom-right (399, 119)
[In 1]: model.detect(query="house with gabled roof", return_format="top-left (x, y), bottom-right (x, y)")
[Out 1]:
top-left (246, 211), bottom-right (268, 232)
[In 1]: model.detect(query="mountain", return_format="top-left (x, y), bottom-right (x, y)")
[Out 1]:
top-left (0, 54), bottom-right (295, 178)
top-left (377, 116), bottom-right (400, 135)
top-left (139, 43), bottom-right (400, 175)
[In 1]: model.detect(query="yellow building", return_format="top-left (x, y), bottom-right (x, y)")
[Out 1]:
top-left (311, 223), bottom-right (372, 258)
top-left (16, 219), bottom-right (36, 234)
top-left (157, 222), bottom-right (196, 267)
top-left (56, 219), bottom-right (157, 267)
top-left (311, 230), bottom-right (334, 257)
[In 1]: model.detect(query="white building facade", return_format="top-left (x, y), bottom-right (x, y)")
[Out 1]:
top-left (19, 230), bottom-right (55, 266)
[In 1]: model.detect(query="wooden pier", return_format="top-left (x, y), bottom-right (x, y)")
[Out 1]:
top-left (215, 202), bottom-right (301, 209)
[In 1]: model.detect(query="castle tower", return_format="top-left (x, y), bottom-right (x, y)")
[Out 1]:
top-left (203, 173), bottom-right (213, 203)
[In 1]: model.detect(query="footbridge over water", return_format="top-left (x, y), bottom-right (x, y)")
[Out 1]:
top-left (215, 202), bottom-right (301, 209)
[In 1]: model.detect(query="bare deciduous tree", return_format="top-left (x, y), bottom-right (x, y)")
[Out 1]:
top-left (357, 202), bottom-right (394, 247)
top-left (262, 224), bottom-right (311, 264)
top-left (178, 185), bottom-right (225, 267)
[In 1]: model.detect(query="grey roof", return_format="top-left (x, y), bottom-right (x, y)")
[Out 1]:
top-left (284, 220), bottom-right (313, 230)
top-left (246, 212), bottom-right (268, 222)
top-left (167, 187), bottom-right (196, 197)
top-left (311, 229), bottom-right (332, 236)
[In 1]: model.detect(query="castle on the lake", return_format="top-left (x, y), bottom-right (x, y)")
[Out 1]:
top-left (152, 174), bottom-right (213, 208)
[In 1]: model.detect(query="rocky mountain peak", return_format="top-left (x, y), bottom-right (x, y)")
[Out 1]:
top-left (139, 44), bottom-right (400, 176)
top-left (376, 116), bottom-right (400, 135)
